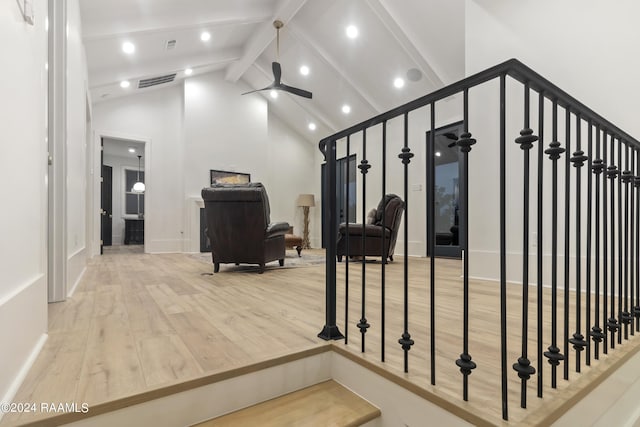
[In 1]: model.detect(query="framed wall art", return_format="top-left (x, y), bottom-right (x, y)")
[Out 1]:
top-left (210, 169), bottom-right (251, 185)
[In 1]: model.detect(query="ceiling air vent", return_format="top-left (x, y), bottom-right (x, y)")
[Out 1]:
top-left (138, 73), bottom-right (177, 89)
top-left (166, 39), bottom-right (177, 50)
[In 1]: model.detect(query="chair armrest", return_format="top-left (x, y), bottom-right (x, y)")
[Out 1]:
top-left (338, 223), bottom-right (390, 238)
top-left (266, 222), bottom-right (290, 238)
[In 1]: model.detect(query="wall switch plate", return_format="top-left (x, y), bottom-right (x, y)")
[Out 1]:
top-left (411, 184), bottom-right (422, 191)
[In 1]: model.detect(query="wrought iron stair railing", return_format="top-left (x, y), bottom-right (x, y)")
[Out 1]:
top-left (317, 58), bottom-right (640, 421)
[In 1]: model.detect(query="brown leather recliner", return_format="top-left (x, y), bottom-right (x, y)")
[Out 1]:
top-left (337, 194), bottom-right (405, 263)
top-left (201, 183), bottom-right (289, 273)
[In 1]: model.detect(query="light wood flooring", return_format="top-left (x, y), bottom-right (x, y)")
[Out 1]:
top-left (2, 249), bottom-right (640, 426)
top-left (192, 380), bottom-right (380, 427)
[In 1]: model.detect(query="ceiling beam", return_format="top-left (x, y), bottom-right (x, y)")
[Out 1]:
top-left (82, 15), bottom-right (270, 41)
top-left (286, 22), bottom-right (383, 114)
top-left (225, 0), bottom-right (308, 83)
top-left (365, 0), bottom-right (444, 88)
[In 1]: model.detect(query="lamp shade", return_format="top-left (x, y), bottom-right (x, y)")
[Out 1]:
top-left (296, 194), bottom-right (315, 207)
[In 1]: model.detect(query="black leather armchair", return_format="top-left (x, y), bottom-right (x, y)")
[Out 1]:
top-left (337, 194), bottom-right (405, 263)
top-left (201, 183), bottom-right (289, 273)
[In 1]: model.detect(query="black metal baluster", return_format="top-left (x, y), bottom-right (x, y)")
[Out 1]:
top-left (499, 75), bottom-right (509, 421)
top-left (635, 149), bottom-right (640, 333)
top-left (621, 144), bottom-right (632, 339)
top-left (429, 103), bottom-right (437, 385)
top-left (381, 122), bottom-right (387, 361)
top-left (617, 139), bottom-right (624, 344)
top-left (563, 108), bottom-right (571, 380)
top-left (345, 136), bottom-right (350, 345)
top-left (358, 130), bottom-right (370, 352)
top-left (607, 135), bottom-right (619, 348)
top-left (455, 88), bottom-right (477, 403)
top-left (513, 83), bottom-right (536, 408)
top-left (630, 148), bottom-right (636, 337)
top-left (591, 126), bottom-right (605, 359)
top-left (398, 112), bottom-right (414, 372)
top-left (602, 132), bottom-right (609, 354)
top-left (585, 121), bottom-right (593, 366)
top-left (544, 99), bottom-right (565, 388)
top-left (537, 92), bottom-right (545, 398)
top-left (570, 114), bottom-right (588, 372)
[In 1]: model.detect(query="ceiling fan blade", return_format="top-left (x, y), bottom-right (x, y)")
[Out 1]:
top-left (241, 83), bottom-right (275, 96)
top-left (278, 84), bottom-right (313, 99)
top-left (272, 62), bottom-right (282, 85)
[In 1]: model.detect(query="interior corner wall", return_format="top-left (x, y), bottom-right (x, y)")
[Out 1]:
top-left (465, 0), bottom-right (640, 282)
top-left (0, 0), bottom-right (48, 415)
top-left (267, 112), bottom-right (319, 247)
top-left (66, 0), bottom-right (89, 291)
top-left (92, 84), bottom-right (185, 253)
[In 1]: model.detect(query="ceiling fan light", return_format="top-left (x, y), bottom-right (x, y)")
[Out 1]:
top-left (300, 65), bottom-right (310, 76)
top-left (270, 90), bottom-right (278, 99)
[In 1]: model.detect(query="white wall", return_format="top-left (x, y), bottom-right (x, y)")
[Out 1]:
top-left (267, 111), bottom-right (319, 246)
top-left (66, 0), bottom-right (89, 293)
top-left (92, 72), bottom-right (319, 253)
top-left (0, 0), bottom-right (49, 416)
top-left (93, 84), bottom-right (184, 253)
top-left (464, 0), bottom-right (640, 283)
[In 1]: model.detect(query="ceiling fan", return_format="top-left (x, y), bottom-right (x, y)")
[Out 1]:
top-left (242, 20), bottom-right (312, 99)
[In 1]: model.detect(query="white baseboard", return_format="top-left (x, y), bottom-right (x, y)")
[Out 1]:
top-left (0, 333), bottom-right (47, 423)
top-left (0, 275), bottom-right (47, 423)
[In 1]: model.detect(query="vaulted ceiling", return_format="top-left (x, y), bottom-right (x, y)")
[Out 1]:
top-left (80, 0), bottom-right (465, 140)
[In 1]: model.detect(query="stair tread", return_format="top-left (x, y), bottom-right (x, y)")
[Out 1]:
top-left (192, 380), bottom-right (380, 427)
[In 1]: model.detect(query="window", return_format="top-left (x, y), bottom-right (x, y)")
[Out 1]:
top-left (124, 168), bottom-right (144, 215)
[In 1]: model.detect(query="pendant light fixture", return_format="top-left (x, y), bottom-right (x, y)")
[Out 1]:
top-left (132, 155), bottom-right (145, 193)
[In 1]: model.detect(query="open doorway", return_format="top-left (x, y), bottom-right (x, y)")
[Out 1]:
top-left (101, 137), bottom-right (146, 254)
top-left (426, 122), bottom-right (465, 259)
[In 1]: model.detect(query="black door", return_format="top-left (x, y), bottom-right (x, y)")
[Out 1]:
top-left (426, 122), bottom-right (465, 259)
top-left (321, 154), bottom-right (357, 248)
top-left (101, 164), bottom-right (113, 250)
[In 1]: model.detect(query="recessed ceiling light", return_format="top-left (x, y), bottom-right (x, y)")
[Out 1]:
top-left (270, 90), bottom-right (278, 99)
top-left (200, 31), bottom-right (211, 41)
top-left (122, 42), bottom-right (135, 54)
top-left (342, 104), bottom-right (351, 114)
top-left (346, 25), bottom-right (359, 39)
top-left (394, 77), bottom-right (405, 89)
top-left (300, 65), bottom-right (310, 76)
top-left (184, 68), bottom-right (193, 75)
top-left (128, 148), bottom-right (136, 153)
top-left (435, 151), bottom-right (442, 157)
top-left (308, 122), bottom-right (317, 131)
top-left (120, 80), bottom-right (131, 88)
